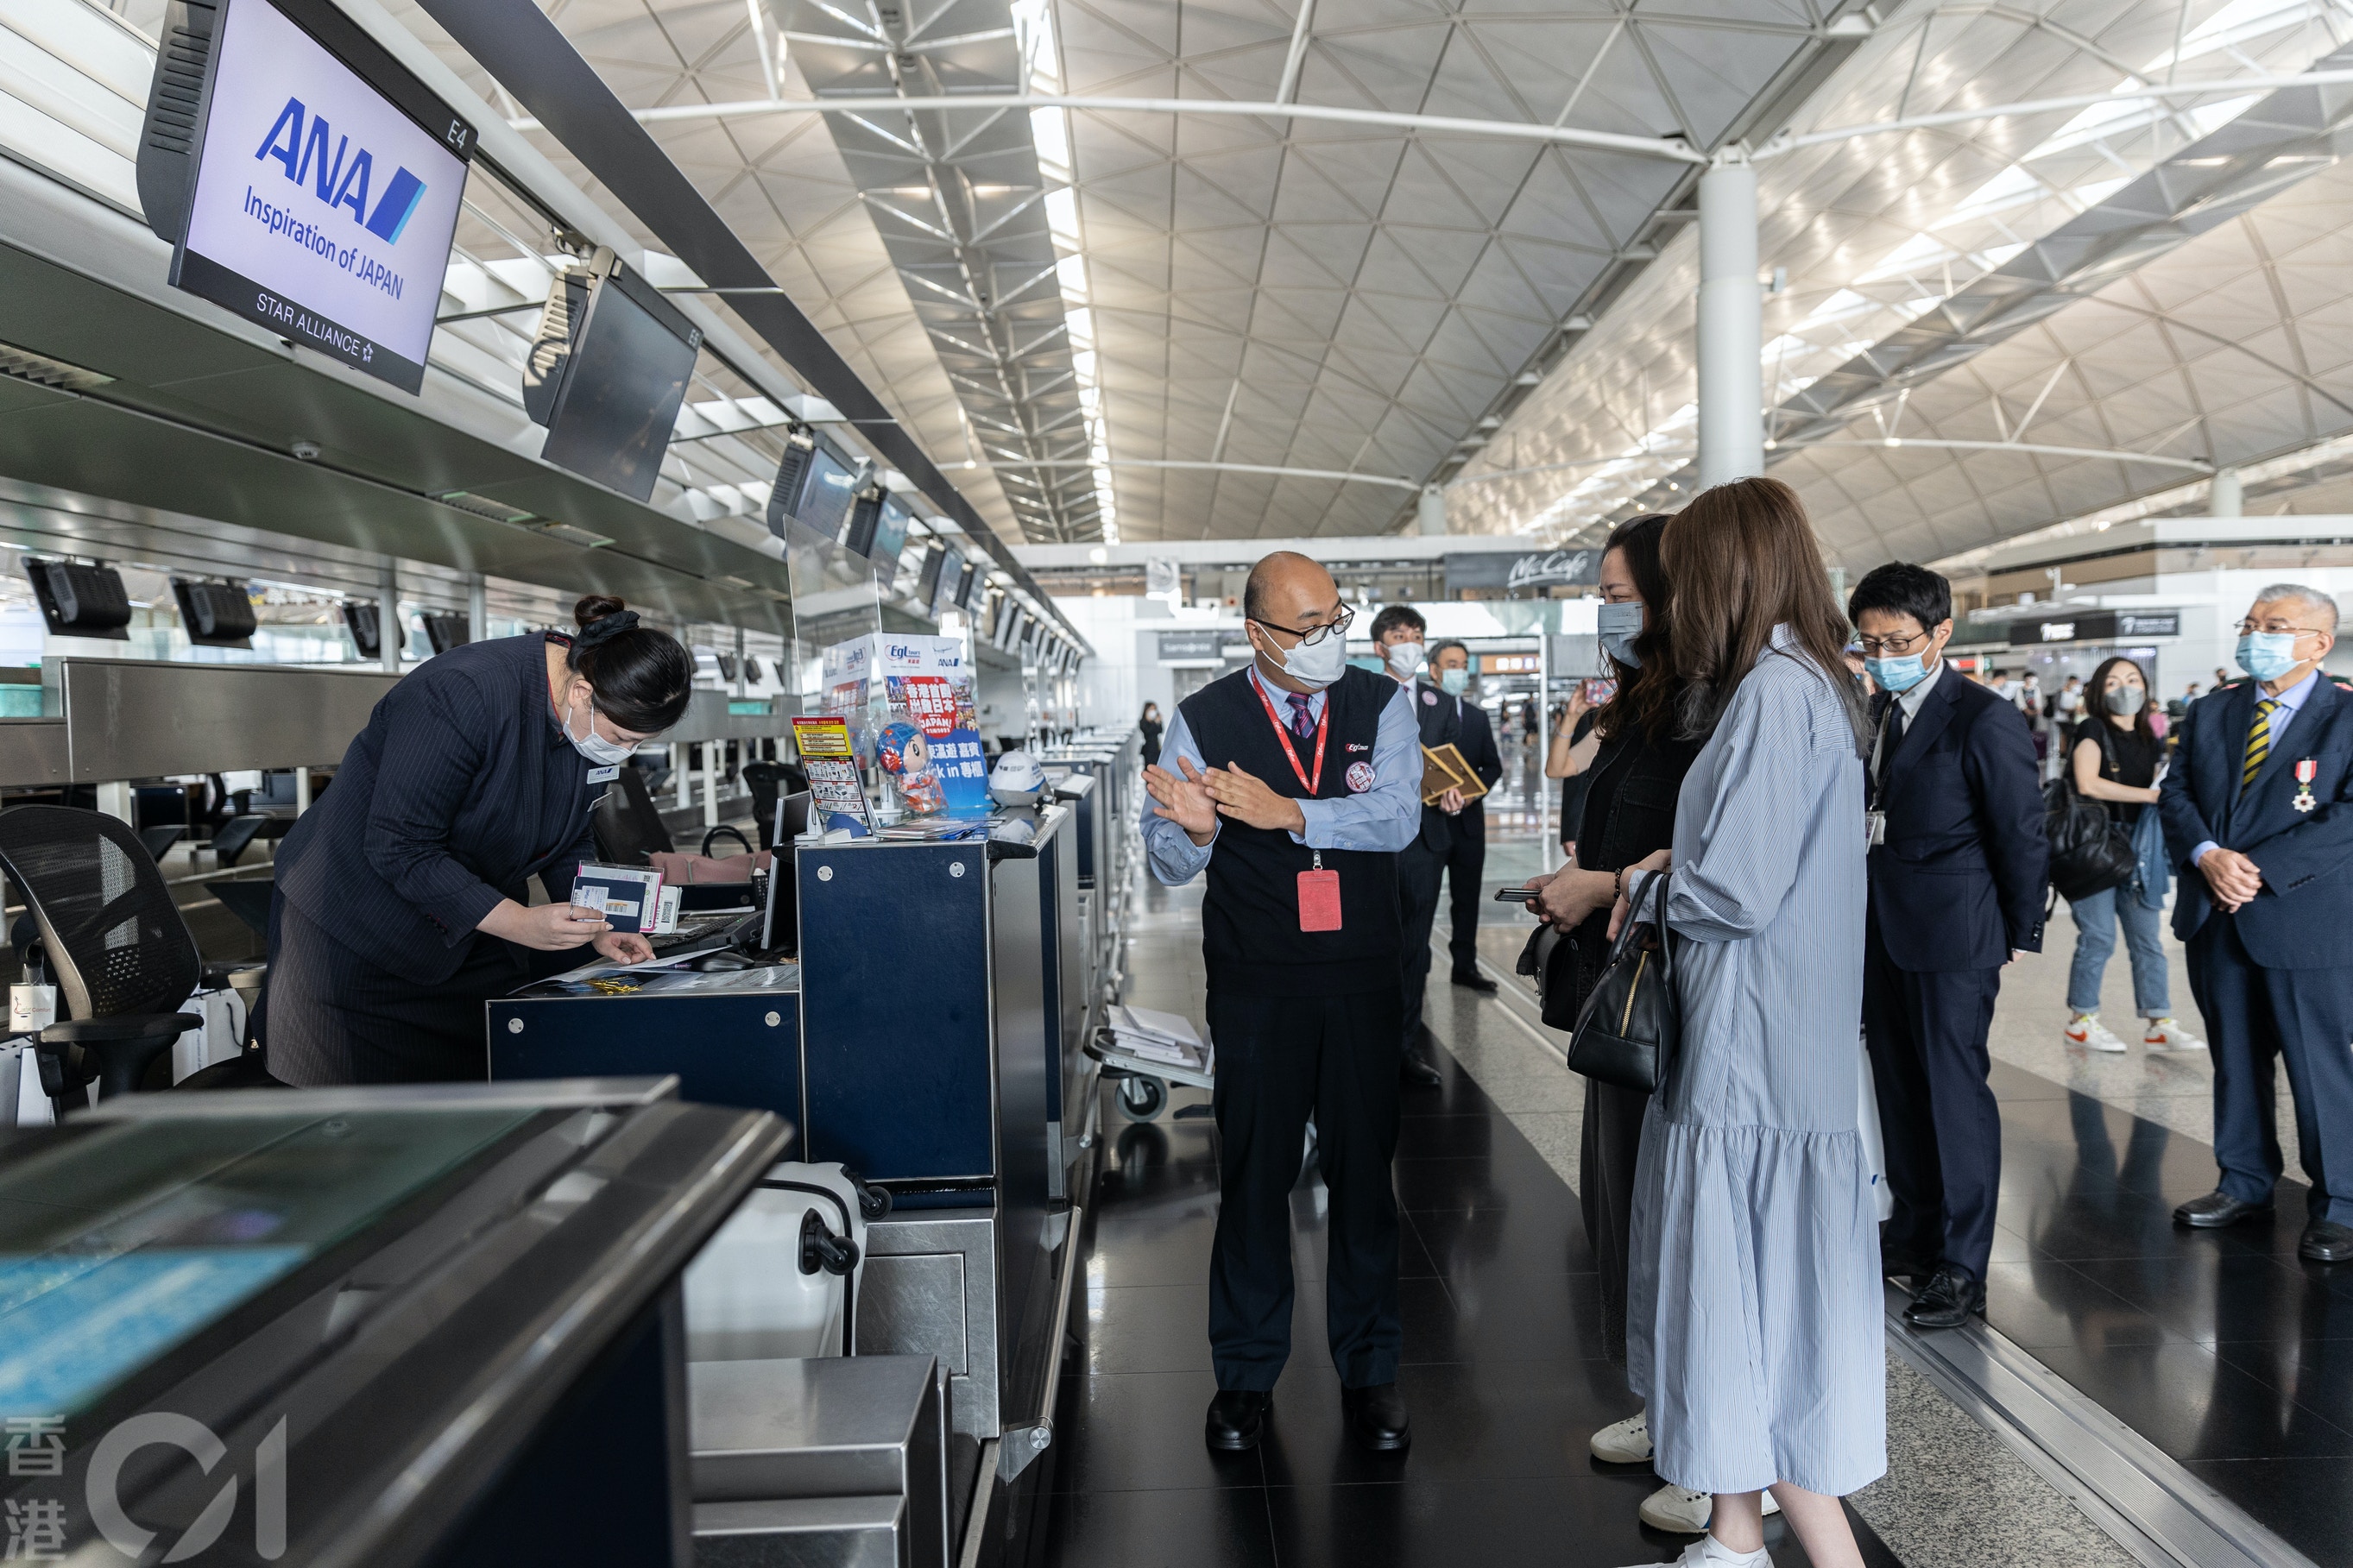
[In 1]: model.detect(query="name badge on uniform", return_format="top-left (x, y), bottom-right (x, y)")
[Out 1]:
top-left (1865, 809), bottom-right (1886, 848)
top-left (1298, 848), bottom-right (1342, 932)
top-left (2295, 759), bottom-right (2318, 813)
top-left (587, 765), bottom-right (621, 784)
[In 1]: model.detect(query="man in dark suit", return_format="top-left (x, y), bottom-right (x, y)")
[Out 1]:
top-left (1370, 605), bottom-right (1450, 1087)
top-left (1426, 641), bottom-right (1505, 995)
top-left (1851, 564), bottom-right (2049, 1329)
top-left (2159, 584), bottom-right (2353, 1263)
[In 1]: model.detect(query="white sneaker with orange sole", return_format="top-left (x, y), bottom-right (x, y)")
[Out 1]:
top-left (2144, 1018), bottom-right (2205, 1052)
top-left (2065, 1013), bottom-right (2127, 1052)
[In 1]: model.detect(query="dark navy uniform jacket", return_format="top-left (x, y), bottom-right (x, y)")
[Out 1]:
top-left (274, 633), bottom-right (599, 985)
top-left (2161, 672), bottom-right (2353, 967)
top-left (1866, 666), bottom-right (2049, 971)
top-left (1410, 682), bottom-right (1504, 853)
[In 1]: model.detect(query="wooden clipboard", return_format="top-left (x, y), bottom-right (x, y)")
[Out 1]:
top-left (1419, 743), bottom-right (1489, 806)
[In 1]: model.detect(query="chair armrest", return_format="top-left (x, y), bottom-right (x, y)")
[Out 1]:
top-left (41, 1014), bottom-right (201, 1046)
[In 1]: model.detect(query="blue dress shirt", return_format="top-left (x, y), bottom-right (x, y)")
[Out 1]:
top-left (1140, 666), bottom-right (1421, 885)
top-left (2193, 668), bottom-right (2323, 868)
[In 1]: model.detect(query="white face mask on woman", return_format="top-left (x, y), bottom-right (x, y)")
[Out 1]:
top-left (563, 695), bottom-right (639, 765)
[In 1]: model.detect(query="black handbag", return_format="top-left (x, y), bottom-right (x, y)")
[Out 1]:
top-left (1566, 870), bottom-right (1676, 1093)
top-left (2043, 726), bottom-right (2136, 902)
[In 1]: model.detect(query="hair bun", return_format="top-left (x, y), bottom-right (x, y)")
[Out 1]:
top-left (575, 593), bottom-right (628, 628)
top-left (576, 608), bottom-right (640, 648)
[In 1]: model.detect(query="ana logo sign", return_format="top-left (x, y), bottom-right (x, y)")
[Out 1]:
top-left (253, 97), bottom-right (428, 245)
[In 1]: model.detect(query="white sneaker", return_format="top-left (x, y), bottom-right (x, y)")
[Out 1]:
top-left (2144, 1018), bottom-right (2205, 1052)
top-left (1590, 1409), bottom-right (1652, 1463)
top-left (1637, 1483), bottom-right (1782, 1534)
top-left (2064, 1012), bottom-right (2127, 1052)
top-left (1618, 1539), bottom-right (1769, 1568)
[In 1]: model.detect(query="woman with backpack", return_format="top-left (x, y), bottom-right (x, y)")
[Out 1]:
top-left (2060, 656), bottom-right (2203, 1054)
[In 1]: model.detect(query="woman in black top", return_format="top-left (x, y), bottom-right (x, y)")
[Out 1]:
top-left (268, 596), bottom-right (695, 1085)
top-left (1139, 702), bottom-right (1164, 769)
top-left (1521, 515), bottom-right (1698, 1402)
top-left (2060, 656), bottom-right (2198, 1054)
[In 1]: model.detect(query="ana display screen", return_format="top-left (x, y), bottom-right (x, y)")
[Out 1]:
top-left (537, 264), bottom-right (702, 503)
top-left (871, 496), bottom-right (911, 568)
top-left (798, 448), bottom-right (859, 541)
top-left (171, 0), bottom-right (475, 394)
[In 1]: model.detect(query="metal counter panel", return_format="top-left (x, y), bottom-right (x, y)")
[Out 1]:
top-left (50, 656), bottom-right (400, 778)
top-left (0, 718), bottom-right (66, 787)
top-left (797, 842), bottom-right (994, 1181)
top-left (489, 991), bottom-right (804, 1143)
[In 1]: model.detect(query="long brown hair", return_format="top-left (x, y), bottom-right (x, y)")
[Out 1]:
top-left (1661, 476), bottom-right (1864, 745)
top-left (1591, 513), bottom-right (1679, 744)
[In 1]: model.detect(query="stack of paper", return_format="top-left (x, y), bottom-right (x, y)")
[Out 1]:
top-left (1107, 1004), bottom-right (1207, 1069)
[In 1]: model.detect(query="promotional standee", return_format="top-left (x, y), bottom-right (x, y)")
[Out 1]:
top-left (818, 633), bottom-right (989, 818)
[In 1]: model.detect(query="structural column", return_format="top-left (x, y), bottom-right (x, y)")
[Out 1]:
top-left (1697, 155), bottom-right (1763, 490)
top-left (1416, 484), bottom-right (1447, 537)
top-left (2211, 468), bottom-right (2243, 517)
top-left (466, 573), bottom-right (488, 645)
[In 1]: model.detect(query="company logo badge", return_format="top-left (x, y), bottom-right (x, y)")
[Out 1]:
top-left (253, 97), bottom-right (427, 242)
top-left (1346, 761), bottom-right (1376, 793)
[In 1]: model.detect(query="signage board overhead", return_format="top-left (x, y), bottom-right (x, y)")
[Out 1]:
top-left (171, 0), bottom-right (475, 394)
top-left (1444, 550), bottom-right (1599, 595)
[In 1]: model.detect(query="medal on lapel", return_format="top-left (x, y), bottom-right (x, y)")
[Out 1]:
top-left (2294, 759), bottom-right (2318, 813)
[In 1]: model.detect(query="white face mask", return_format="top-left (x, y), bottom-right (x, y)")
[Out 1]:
top-left (564, 695), bottom-right (639, 766)
top-left (1385, 639), bottom-right (1425, 678)
top-left (1259, 624), bottom-right (1348, 691)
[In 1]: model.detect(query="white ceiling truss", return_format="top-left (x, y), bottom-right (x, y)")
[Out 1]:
top-left (1448, 0), bottom-right (2353, 567)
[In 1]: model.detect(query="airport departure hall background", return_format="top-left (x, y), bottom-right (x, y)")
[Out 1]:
top-left (5, 0), bottom-right (2353, 1565)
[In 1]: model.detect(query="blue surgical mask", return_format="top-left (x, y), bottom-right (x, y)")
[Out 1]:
top-left (2237, 632), bottom-right (2304, 683)
top-left (1867, 654), bottom-right (1928, 693)
top-left (1439, 667), bottom-right (1470, 696)
top-left (1596, 601), bottom-right (1644, 669)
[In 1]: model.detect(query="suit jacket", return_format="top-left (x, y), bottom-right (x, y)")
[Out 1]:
top-left (2159, 672), bottom-right (2353, 967)
top-left (1866, 667), bottom-right (2049, 971)
top-left (1408, 682), bottom-right (1504, 850)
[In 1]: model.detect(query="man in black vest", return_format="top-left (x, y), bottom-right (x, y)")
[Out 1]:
top-left (1141, 551), bottom-right (1423, 1455)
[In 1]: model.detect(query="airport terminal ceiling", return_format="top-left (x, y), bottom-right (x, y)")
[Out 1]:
top-left (50, 0), bottom-right (2353, 576)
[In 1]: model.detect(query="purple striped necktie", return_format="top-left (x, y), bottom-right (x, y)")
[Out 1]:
top-left (1287, 693), bottom-right (1315, 740)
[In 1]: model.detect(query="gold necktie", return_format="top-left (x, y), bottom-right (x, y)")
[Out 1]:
top-left (2242, 697), bottom-right (2280, 790)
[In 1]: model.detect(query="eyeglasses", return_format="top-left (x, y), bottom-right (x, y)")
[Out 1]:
top-left (1251, 605), bottom-right (1355, 646)
top-left (2234, 619), bottom-right (2324, 638)
top-left (1854, 630), bottom-right (1932, 657)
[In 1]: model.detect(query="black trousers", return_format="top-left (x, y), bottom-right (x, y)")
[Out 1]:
top-left (1441, 806), bottom-right (1487, 978)
top-left (1863, 922), bottom-right (2005, 1281)
top-left (1207, 984), bottom-right (1404, 1391)
top-left (267, 888), bottom-right (533, 1086)
top-left (1579, 1076), bottom-right (1650, 1363)
top-left (2188, 917), bottom-right (2353, 1224)
top-left (1396, 838), bottom-right (1446, 1046)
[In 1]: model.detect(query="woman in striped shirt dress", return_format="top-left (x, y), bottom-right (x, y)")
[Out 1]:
top-left (1613, 478), bottom-right (1881, 1568)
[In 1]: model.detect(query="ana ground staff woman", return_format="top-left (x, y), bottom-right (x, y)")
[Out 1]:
top-left (268, 595), bottom-right (695, 1086)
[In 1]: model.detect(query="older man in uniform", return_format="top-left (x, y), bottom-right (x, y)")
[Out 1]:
top-left (1141, 551), bottom-right (1423, 1452)
top-left (2161, 583), bottom-right (2353, 1262)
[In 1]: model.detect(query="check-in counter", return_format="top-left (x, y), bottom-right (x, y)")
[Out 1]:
top-left (488, 805), bottom-right (1095, 1465)
top-left (0, 1078), bottom-right (785, 1568)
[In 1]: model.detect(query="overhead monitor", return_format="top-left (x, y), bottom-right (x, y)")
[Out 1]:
top-left (870, 497), bottom-right (912, 568)
top-left (954, 560), bottom-right (980, 613)
top-left (342, 601), bottom-right (381, 659)
top-left (913, 544), bottom-right (948, 608)
top-left (160, 0), bottom-right (476, 394)
top-left (422, 613), bottom-right (470, 655)
top-left (172, 579), bottom-right (257, 647)
top-left (26, 561), bottom-right (131, 640)
top-left (930, 548), bottom-right (963, 620)
top-left (793, 447), bottom-right (860, 541)
top-left (531, 254), bottom-right (703, 503)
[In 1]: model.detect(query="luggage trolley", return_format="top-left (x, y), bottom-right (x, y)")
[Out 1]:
top-left (1086, 1026), bottom-right (1214, 1124)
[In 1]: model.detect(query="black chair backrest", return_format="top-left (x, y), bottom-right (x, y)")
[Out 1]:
top-left (741, 760), bottom-right (788, 851)
top-left (591, 764), bottom-right (675, 866)
top-left (0, 806), bottom-right (200, 1024)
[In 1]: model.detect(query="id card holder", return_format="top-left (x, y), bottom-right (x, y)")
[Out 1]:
top-left (1298, 849), bottom-right (1342, 932)
top-left (1865, 809), bottom-right (1886, 848)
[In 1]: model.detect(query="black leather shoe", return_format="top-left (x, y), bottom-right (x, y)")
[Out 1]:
top-left (2300, 1219), bottom-right (2353, 1263)
top-left (2174, 1190), bottom-right (2274, 1229)
top-left (1902, 1265), bottom-right (1985, 1331)
top-left (1450, 970), bottom-right (1499, 995)
top-left (1399, 1051), bottom-right (1443, 1088)
top-left (1204, 1390), bottom-right (1271, 1452)
top-left (1341, 1382), bottom-right (1410, 1452)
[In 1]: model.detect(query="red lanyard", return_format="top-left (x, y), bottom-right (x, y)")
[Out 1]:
top-left (1251, 675), bottom-right (1328, 793)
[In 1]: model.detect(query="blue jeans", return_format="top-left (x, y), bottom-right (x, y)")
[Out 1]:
top-left (2066, 883), bottom-right (2170, 1017)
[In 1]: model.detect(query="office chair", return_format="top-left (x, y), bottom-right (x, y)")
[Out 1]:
top-left (591, 764), bottom-right (674, 866)
top-left (740, 761), bottom-right (809, 852)
top-left (211, 814), bottom-right (268, 867)
top-left (0, 806), bottom-right (204, 1103)
top-left (139, 825), bottom-right (186, 862)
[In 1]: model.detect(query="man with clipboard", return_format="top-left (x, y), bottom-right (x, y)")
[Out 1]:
top-left (1140, 551), bottom-right (1423, 1456)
